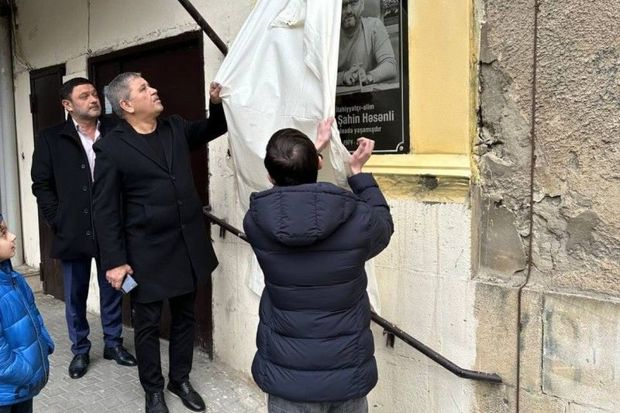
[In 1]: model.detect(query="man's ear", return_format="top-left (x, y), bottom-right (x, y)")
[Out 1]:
top-left (317, 154), bottom-right (324, 171)
top-left (61, 99), bottom-right (73, 113)
top-left (119, 100), bottom-right (134, 114)
top-left (267, 175), bottom-right (276, 185)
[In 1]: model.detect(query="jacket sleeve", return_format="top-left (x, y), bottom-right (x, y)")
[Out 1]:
top-left (0, 319), bottom-right (34, 386)
top-left (348, 173), bottom-right (394, 260)
top-left (93, 144), bottom-right (127, 271)
top-left (183, 102), bottom-right (228, 151)
top-left (31, 133), bottom-right (59, 229)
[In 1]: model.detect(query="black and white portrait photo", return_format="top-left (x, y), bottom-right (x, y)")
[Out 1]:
top-left (336, 0), bottom-right (409, 154)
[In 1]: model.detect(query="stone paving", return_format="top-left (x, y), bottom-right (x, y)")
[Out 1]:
top-left (34, 293), bottom-right (266, 413)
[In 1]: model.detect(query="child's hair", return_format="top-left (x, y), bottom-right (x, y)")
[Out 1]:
top-left (264, 128), bottom-right (320, 186)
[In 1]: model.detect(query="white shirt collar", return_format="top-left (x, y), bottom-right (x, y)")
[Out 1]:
top-left (72, 118), bottom-right (101, 138)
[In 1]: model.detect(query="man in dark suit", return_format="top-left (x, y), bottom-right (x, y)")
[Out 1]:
top-left (31, 77), bottom-right (137, 380)
top-left (93, 72), bottom-right (227, 413)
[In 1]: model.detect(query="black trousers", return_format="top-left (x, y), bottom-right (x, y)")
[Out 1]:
top-left (133, 291), bottom-right (196, 392)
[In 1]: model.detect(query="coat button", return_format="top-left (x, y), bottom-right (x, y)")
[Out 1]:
top-left (170, 175), bottom-right (176, 181)
top-left (85, 230), bottom-right (92, 237)
top-left (83, 208), bottom-right (89, 214)
top-left (177, 200), bottom-right (183, 206)
top-left (80, 164), bottom-right (86, 169)
top-left (181, 224), bottom-right (186, 229)
top-left (82, 185), bottom-right (88, 192)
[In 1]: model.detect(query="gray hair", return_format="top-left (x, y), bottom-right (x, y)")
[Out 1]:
top-left (105, 72), bottom-right (141, 117)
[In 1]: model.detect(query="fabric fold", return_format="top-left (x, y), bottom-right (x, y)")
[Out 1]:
top-left (215, 0), bottom-right (381, 313)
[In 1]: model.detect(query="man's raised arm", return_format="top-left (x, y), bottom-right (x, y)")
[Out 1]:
top-left (185, 82), bottom-right (228, 150)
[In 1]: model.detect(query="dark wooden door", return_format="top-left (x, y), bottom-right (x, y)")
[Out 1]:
top-left (30, 64), bottom-right (66, 300)
top-left (89, 31), bottom-right (213, 356)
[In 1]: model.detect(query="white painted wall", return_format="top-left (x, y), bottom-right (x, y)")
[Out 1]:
top-left (369, 201), bottom-right (476, 412)
top-left (12, 1), bottom-right (479, 411)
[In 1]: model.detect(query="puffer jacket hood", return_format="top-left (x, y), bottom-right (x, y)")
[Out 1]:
top-left (249, 182), bottom-right (358, 246)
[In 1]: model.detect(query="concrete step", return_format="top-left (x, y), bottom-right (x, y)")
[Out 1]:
top-left (14, 264), bottom-right (42, 293)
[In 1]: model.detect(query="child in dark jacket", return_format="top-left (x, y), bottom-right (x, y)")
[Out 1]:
top-left (0, 213), bottom-right (54, 413)
top-left (244, 121), bottom-right (394, 413)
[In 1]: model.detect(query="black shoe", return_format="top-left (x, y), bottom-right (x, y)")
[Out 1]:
top-left (167, 380), bottom-right (206, 412)
top-left (145, 391), bottom-right (169, 413)
top-left (103, 345), bottom-right (138, 366)
top-left (68, 353), bottom-right (89, 379)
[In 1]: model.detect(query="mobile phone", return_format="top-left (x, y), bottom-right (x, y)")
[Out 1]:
top-left (121, 274), bottom-right (138, 294)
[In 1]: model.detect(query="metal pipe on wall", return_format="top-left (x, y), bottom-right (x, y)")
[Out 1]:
top-left (0, 10), bottom-right (24, 265)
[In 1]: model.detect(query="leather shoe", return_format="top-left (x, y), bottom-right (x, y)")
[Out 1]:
top-left (103, 345), bottom-right (137, 366)
top-left (68, 353), bottom-right (89, 379)
top-left (167, 380), bottom-right (205, 412)
top-left (145, 391), bottom-right (169, 413)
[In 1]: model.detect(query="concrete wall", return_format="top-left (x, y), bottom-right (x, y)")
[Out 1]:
top-left (369, 200), bottom-right (478, 412)
top-left (475, 0), bottom-right (620, 411)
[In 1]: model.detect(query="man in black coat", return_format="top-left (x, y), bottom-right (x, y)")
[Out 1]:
top-left (93, 72), bottom-right (227, 413)
top-left (31, 77), bottom-right (137, 380)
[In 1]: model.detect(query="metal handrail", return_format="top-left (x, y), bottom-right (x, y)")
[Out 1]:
top-left (203, 208), bottom-right (502, 384)
top-left (369, 312), bottom-right (502, 383)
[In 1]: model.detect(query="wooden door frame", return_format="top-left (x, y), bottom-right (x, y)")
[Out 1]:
top-left (88, 31), bottom-right (203, 88)
top-left (29, 63), bottom-right (66, 299)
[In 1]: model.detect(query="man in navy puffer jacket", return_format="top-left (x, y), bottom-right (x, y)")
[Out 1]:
top-left (244, 123), bottom-right (393, 413)
top-left (0, 213), bottom-right (54, 412)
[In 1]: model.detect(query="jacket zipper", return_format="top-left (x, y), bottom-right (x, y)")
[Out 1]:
top-left (11, 276), bottom-right (49, 384)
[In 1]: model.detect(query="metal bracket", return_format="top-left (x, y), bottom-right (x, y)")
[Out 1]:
top-left (219, 220), bottom-right (227, 239)
top-left (383, 329), bottom-right (395, 348)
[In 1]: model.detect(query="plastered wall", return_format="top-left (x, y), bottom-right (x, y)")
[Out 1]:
top-left (474, 0), bottom-right (620, 411)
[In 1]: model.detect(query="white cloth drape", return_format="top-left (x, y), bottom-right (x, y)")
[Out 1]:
top-left (215, 0), bottom-right (381, 313)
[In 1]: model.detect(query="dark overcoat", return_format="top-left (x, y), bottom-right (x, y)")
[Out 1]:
top-left (92, 105), bottom-right (227, 303)
top-left (31, 117), bottom-right (117, 260)
top-left (243, 173), bottom-right (394, 402)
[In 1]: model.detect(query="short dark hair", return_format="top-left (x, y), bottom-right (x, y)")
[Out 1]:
top-left (264, 128), bottom-right (319, 186)
top-left (60, 77), bottom-right (94, 101)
